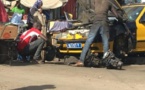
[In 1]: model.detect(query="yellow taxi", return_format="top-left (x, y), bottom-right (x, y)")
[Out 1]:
top-left (50, 3), bottom-right (145, 59)
top-left (123, 3), bottom-right (145, 52)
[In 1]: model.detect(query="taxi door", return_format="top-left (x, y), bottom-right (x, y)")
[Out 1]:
top-left (136, 7), bottom-right (145, 51)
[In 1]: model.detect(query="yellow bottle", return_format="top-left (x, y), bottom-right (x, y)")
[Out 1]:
top-left (75, 33), bottom-right (82, 39)
top-left (67, 33), bottom-right (74, 39)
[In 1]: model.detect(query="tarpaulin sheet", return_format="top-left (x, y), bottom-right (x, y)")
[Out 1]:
top-left (20, 0), bottom-right (68, 9)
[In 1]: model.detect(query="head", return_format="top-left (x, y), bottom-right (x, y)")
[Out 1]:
top-left (33, 22), bottom-right (42, 30)
top-left (34, 0), bottom-right (43, 9)
top-left (38, 2), bottom-right (43, 9)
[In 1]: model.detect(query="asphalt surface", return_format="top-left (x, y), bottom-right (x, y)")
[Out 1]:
top-left (0, 57), bottom-right (145, 90)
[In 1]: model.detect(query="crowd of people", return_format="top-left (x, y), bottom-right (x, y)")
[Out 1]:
top-left (0, 0), bottom-right (125, 67)
top-left (0, 0), bottom-right (48, 63)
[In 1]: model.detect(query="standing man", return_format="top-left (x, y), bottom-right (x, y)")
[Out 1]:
top-left (75, 0), bottom-right (122, 66)
top-left (17, 22), bottom-right (47, 63)
top-left (27, 0), bottom-right (44, 29)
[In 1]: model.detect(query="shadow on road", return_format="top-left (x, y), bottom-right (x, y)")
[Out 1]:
top-left (123, 56), bottom-right (145, 65)
top-left (7, 60), bottom-right (40, 66)
top-left (12, 85), bottom-right (56, 90)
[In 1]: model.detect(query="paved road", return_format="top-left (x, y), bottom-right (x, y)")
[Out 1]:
top-left (0, 60), bottom-right (145, 90)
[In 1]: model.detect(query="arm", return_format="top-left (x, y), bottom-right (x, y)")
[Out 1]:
top-left (38, 34), bottom-right (47, 41)
top-left (111, 7), bottom-right (119, 17)
top-left (108, 0), bottom-right (123, 19)
top-left (111, 6), bottom-right (123, 20)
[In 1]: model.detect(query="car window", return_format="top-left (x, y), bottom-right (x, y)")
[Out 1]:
top-left (140, 13), bottom-right (145, 21)
top-left (123, 6), bottom-right (144, 21)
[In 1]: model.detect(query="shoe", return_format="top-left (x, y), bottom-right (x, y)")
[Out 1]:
top-left (73, 61), bottom-right (84, 67)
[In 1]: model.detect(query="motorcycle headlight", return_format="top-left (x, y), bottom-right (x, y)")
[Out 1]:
top-left (103, 51), bottom-right (110, 59)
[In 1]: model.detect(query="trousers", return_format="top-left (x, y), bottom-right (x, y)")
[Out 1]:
top-left (20, 38), bottom-right (45, 60)
top-left (80, 21), bottom-right (109, 63)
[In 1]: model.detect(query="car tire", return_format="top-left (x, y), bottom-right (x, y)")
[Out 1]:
top-left (45, 46), bottom-right (57, 61)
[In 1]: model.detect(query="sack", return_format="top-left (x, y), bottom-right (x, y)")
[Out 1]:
top-left (84, 53), bottom-right (102, 67)
top-left (84, 50), bottom-right (123, 69)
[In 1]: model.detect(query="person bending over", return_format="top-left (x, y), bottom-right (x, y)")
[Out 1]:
top-left (17, 22), bottom-right (47, 63)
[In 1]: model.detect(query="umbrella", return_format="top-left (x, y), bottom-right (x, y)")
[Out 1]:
top-left (20, 0), bottom-right (68, 9)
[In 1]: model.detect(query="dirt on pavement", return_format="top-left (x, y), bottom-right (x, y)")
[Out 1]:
top-left (0, 61), bottom-right (145, 90)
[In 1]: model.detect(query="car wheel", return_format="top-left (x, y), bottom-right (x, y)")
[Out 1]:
top-left (45, 46), bottom-right (57, 61)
